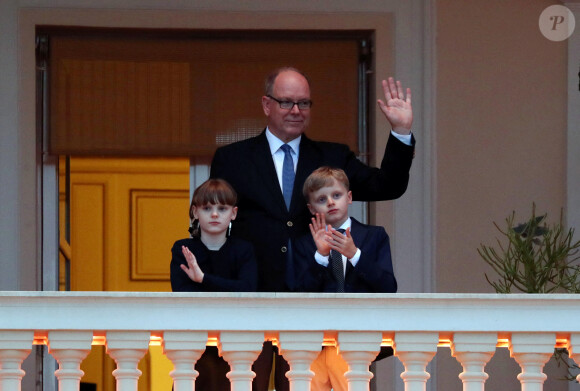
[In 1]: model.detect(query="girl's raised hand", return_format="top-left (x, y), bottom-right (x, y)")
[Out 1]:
top-left (181, 245), bottom-right (205, 283)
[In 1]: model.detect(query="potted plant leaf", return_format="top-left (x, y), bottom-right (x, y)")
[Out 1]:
top-left (478, 203), bottom-right (580, 380)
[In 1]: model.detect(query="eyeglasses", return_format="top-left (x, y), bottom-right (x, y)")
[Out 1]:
top-left (266, 95), bottom-right (313, 110)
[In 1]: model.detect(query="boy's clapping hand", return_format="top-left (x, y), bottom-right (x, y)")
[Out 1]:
top-left (309, 213), bottom-right (332, 256)
top-left (327, 228), bottom-right (357, 260)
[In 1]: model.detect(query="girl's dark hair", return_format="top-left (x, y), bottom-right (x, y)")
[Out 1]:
top-left (189, 178), bottom-right (237, 220)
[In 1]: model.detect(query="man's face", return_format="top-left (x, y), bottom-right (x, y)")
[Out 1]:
top-left (262, 70), bottom-right (311, 143)
top-left (307, 179), bottom-right (352, 228)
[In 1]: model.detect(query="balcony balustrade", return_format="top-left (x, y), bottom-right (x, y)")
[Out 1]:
top-left (1, 291), bottom-right (580, 391)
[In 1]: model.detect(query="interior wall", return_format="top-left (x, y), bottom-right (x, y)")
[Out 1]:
top-left (435, 0), bottom-right (568, 294)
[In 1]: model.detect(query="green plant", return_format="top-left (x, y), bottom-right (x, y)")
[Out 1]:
top-left (478, 204), bottom-right (580, 381)
top-left (478, 204), bottom-right (580, 294)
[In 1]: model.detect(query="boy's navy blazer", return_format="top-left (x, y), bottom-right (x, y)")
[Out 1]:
top-left (293, 217), bottom-right (397, 293)
top-left (211, 130), bottom-right (414, 292)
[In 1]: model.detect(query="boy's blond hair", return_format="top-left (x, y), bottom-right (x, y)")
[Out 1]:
top-left (302, 166), bottom-right (350, 202)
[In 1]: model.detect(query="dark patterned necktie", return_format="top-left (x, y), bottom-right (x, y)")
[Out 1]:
top-left (280, 144), bottom-right (295, 210)
top-left (330, 229), bottom-right (346, 292)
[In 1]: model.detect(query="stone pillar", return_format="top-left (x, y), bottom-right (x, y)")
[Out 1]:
top-left (0, 330), bottom-right (34, 391)
top-left (567, 332), bottom-right (580, 383)
top-left (162, 331), bottom-right (208, 391)
top-left (48, 330), bottom-right (93, 391)
top-left (450, 332), bottom-right (497, 391)
top-left (219, 331), bottom-right (264, 391)
top-left (509, 333), bottom-right (556, 391)
top-left (338, 331), bottom-right (382, 391)
top-left (278, 331), bottom-right (324, 391)
top-left (394, 332), bottom-right (439, 391)
top-left (106, 331), bottom-right (150, 391)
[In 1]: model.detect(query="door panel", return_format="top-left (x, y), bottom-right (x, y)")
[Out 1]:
top-left (64, 157), bottom-right (191, 391)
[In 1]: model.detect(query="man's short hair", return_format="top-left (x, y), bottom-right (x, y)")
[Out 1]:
top-left (264, 66), bottom-right (311, 96)
top-left (303, 166), bottom-right (350, 201)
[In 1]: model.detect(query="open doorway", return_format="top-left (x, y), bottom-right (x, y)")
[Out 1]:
top-left (38, 27), bottom-right (373, 390)
top-left (41, 26), bottom-right (371, 288)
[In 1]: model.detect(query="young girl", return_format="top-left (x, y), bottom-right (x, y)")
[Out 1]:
top-left (170, 178), bottom-right (257, 391)
top-left (170, 178), bottom-right (257, 292)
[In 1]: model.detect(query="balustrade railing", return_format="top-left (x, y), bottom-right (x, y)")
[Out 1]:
top-left (1, 292), bottom-right (580, 391)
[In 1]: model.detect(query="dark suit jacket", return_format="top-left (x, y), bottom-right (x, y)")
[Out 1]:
top-left (294, 217), bottom-right (396, 361)
top-left (170, 236), bottom-right (257, 292)
top-left (293, 217), bottom-right (397, 293)
top-left (210, 130), bottom-right (414, 292)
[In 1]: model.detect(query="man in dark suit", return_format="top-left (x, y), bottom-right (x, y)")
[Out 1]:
top-left (210, 66), bottom-right (414, 391)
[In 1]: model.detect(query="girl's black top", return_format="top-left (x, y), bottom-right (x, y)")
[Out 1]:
top-left (170, 236), bottom-right (257, 292)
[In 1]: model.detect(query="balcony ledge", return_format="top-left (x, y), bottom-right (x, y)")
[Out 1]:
top-left (1, 291), bottom-right (579, 334)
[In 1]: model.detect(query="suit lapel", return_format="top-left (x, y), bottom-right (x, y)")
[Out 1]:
top-left (293, 135), bottom-right (323, 212)
top-left (349, 218), bottom-right (369, 246)
top-left (249, 133), bottom-right (323, 214)
top-left (346, 218), bottom-right (369, 277)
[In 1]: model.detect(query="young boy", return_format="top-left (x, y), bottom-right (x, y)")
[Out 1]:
top-left (293, 166), bottom-right (396, 391)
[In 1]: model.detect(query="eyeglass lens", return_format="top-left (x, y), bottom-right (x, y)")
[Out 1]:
top-left (268, 95), bottom-right (312, 110)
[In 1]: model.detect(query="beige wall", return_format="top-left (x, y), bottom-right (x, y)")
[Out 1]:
top-left (436, 0), bottom-right (568, 294)
top-left (435, 1), bottom-right (568, 389)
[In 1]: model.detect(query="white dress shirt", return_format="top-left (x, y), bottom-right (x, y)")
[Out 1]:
top-left (265, 127), bottom-right (300, 190)
top-left (265, 127), bottom-right (412, 189)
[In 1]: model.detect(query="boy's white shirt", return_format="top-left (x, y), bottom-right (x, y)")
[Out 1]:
top-left (314, 217), bottom-right (361, 276)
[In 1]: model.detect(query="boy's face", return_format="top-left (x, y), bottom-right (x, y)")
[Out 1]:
top-left (307, 179), bottom-right (352, 228)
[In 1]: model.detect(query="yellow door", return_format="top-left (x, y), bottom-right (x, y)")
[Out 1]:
top-left (60, 156), bottom-right (192, 391)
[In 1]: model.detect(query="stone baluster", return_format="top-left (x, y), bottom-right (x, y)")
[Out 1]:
top-left (47, 330), bottom-right (93, 391)
top-left (106, 331), bottom-right (150, 391)
top-left (0, 330), bottom-right (34, 391)
top-left (509, 333), bottom-right (556, 391)
top-left (278, 331), bottom-right (324, 391)
top-left (219, 331), bottom-right (264, 391)
top-left (338, 331), bottom-right (382, 391)
top-left (162, 331), bottom-right (208, 391)
top-left (566, 333), bottom-right (580, 383)
top-left (450, 332), bottom-right (497, 391)
top-left (394, 332), bottom-right (439, 391)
